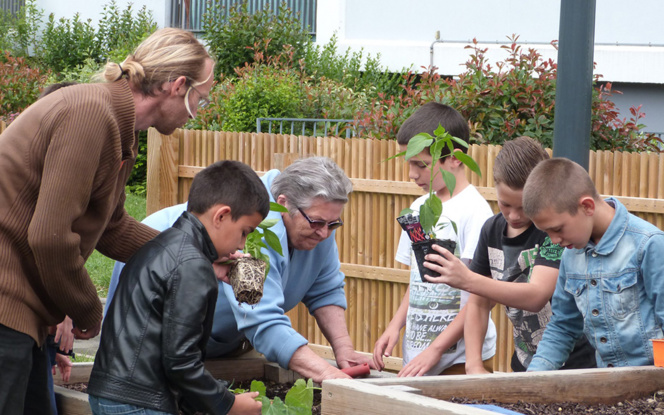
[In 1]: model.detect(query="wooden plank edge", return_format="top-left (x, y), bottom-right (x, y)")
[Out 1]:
top-left (322, 379), bottom-right (495, 415)
top-left (358, 366), bottom-right (664, 405)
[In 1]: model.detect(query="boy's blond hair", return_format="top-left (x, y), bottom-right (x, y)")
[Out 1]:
top-left (523, 158), bottom-right (600, 216)
top-left (493, 136), bottom-right (549, 190)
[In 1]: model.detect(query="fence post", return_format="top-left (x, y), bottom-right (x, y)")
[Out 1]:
top-left (146, 128), bottom-right (180, 215)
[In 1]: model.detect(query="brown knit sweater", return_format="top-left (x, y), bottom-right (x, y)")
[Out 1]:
top-left (0, 80), bottom-right (159, 344)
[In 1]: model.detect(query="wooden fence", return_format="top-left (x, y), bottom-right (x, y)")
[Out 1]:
top-left (146, 128), bottom-right (664, 372)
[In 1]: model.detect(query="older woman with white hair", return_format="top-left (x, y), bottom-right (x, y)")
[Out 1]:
top-left (106, 156), bottom-right (374, 383)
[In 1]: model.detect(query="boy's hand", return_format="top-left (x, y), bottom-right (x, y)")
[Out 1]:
top-left (228, 391), bottom-right (262, 415)
top-left (422, 245), bottom-right (473, 291)
top-left (213, 251), bottom-right (250, 284)
top-left (53, 353), bottom-right (72, 382)
top-left (398, 346), bottom-right (443, 377)
top-left (372, 327), bottom-right (400, 371)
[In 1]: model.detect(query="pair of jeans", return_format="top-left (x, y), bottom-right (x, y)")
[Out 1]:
top-left (89, 396), bottom-right (171, 415)
top-left (0, 324), bottom-right (53, 415)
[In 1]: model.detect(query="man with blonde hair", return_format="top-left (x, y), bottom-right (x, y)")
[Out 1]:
top-left (522, 158), bottom-right (664, 370)
top-left (0, 28), bottom-right (215, 415)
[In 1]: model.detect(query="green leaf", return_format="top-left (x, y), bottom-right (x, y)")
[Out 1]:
top-left (449, 135), bottom-right (470, 149)
top-left (260, 396), bottom-right (272, 415)
top-left (263, 397), bottom-right (288, 415)
top-left (251, 380), bottom-right (267, 398)
top-left (259, 218), bottom-right (280, 229)
top-left (384, 150), bottom-right (406, 162)
top-left (441, 168), bottom-right (457, 197)
top-left (285, 379), bottom-right (313, 411)
top-left (270, 201), bottom-right (288, 212)
top-left (433, 124), bottom-right (446, 137)
top-left (263, 228), bottom-right (283, 256)
top-left (453, 151), bottom-right (482, 177)
top-left (419, 201), bottom-right (437, 235)
top-left (405, 133), bottom-right (433, 160)
top-left (399, 207), bottom-right (414, 217)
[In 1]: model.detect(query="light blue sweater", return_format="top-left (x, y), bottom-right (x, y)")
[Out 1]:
top-left (106, 169), bottom-right (347, 368)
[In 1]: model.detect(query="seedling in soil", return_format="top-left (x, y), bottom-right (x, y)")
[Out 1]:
top-left (229, 202), bottom-right (288, 305)
top-left (230, 379), bottom-right (320, 415)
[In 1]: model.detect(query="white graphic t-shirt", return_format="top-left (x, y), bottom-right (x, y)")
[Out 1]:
top-left (395, 185), bottom-right (495, 374)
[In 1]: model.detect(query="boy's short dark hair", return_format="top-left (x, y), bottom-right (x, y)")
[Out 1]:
top-left (39, 82), bottom-right (78, 99)
top-left (494, 136), bottom-right (550, 190)
top-left (523, 158), bottom-right (600, 217)
top-left (187, 160), bottom-right (269, 220)
top-left (396, 102), bottom-right (470, 156)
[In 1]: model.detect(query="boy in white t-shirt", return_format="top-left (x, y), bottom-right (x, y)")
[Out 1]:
top-left (373, 102), bottom-right (495, 376)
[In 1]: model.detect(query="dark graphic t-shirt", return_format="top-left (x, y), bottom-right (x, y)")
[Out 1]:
top-left (469, 213), bottom-right (561, 369)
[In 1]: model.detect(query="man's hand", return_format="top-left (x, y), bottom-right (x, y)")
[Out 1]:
top-left (422, 244), bottom-right (474, 290)
top-left (72, 319), bottom-right (101, 340)
top-left (213, 251), bottom-right (249, 284)
top-left (397, 346), bottom-right (443, 377)
top-left (372, 327), bottom-right (400, 371)
top-left (55, 316), bottom-right (74, 353)
top-left (334, 347), bottom-right (376, 370)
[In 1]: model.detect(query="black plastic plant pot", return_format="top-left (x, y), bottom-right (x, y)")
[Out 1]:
top-left (412, 238), bottom-right (456, 282)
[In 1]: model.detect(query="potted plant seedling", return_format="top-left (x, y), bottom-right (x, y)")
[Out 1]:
top-left (391, 124), bottom-right (482, 282)
top-left (228, 202), bottom-right (288, 304)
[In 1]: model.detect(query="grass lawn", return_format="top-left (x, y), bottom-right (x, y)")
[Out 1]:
top-left (86, 190), bottom-right (147, 298)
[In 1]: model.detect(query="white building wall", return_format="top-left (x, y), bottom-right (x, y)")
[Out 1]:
top-left (39, 0), bottom-right (169, 28)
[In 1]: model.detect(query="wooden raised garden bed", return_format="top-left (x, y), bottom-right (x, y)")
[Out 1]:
top-left (321, 366), bottom-right (664, 414)
top-left (54, 355), bottom-right (305, 415)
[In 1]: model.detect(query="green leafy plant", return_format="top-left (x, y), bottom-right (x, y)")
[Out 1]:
top-left (0, 0), bottom-right (43, 57)
top-left (202, 1), bottom-right (311, 79)
top-left (40, 13), bottom-right (99, 76)
top-left (393, 124), bottom-right (481, 236)
top-left (243, 202), bottom-right (288, 275)
top-left (230, 378), bottom-right (320, 415)
top-left (0, 51), bottom-right (49, 117)
top-left (96, 1), bottom-right (157, 64)
top-left (356, 35), bottom-right (660, 152)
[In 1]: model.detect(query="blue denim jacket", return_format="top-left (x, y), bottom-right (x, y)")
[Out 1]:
top-left (528, 198), bottom-right (664, 370)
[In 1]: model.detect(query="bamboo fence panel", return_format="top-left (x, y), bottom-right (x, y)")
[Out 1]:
top-left (146, 128), bottom-right (664, 373)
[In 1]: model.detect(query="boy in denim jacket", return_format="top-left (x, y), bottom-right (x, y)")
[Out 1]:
top-left (523, 157), bottom-right (664, 370)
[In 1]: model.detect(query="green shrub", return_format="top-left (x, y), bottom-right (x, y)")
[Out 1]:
top-left (202, 1), bottom-right (311, 79)
top-left (0, 0), bottom-right (43, 57)
top-left (40, 13), bottom-right (99, 75)
top-left (96, 1), bottom-right (157, 64)
top-left (39, 1), bottom-right (156, 79)
top-left (0, 51), bottom-right (49, 117)
top-left (126, 131), bottom-right (148, 195)
top-left (355, 35), bottom-right (661, 152)
top-left (192, 56), bottom-right (303, 132)
top-left (301, 34), bottom-right (409, 101)
top-left (189, 48), bottom-right (370, 135)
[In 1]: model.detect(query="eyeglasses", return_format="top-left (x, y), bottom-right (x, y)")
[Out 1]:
top-left (184, 84), bottom-right (210, 118)
top-left (297, 208), bottom-right (343, 231)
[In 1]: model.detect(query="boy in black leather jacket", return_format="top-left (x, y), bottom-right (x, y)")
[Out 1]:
top-left (88, 160), bottom-right (268, 415)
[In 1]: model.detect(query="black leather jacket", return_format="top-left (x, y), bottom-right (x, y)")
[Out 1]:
top-left (87, 212), bottom-right (235, 414)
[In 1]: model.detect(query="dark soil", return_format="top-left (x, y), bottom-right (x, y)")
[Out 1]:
top-left (449, 390), bottom-right (664, 414)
